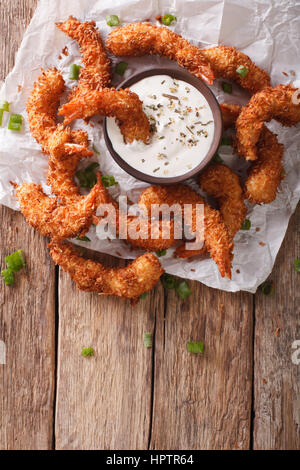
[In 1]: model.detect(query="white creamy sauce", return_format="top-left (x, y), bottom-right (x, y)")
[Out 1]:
top-left (106, 75), bottom-right (215, 178)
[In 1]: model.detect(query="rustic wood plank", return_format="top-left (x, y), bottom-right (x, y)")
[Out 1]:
top-left (55, 253), bottom-right (164, 450)
top-left (149, 285), bottom-right (253, 450)
top-left (0, 0), bottom-right (55, 450)
top-left (254, 205), bottom-right (300, 450)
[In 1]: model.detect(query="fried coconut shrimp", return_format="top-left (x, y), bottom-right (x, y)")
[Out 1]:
top-left (199, 163), bottom-right (247, 240)
top-left (139, 185), bottom-right (233, 278)
top-left (201, 46), bottom-right (270, 94)
top-left (106, 22), bottom-right (214, 85)
top-left (56, 15), bottom-right (111, 98)
top-left (220, 103), bottom-right (285, 204)
top-left (236, 85), bottom-right (300, 161)
top-left (49, 241), bottom-right (164, 301)
top-left (14, 174), bottom-right (103, 241)
top-left (59, 87), bottom-right (151, 143)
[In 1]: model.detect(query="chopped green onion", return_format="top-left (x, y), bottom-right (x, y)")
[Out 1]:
top-left (76, 162), bottom-right (99, 189)
top-left (115, 61), bottom-right (128, 76)
top-left (76, 235), bottom-right (91, 242)
top-left (92, 144), bottom-right (100, 155)
top-left (175, 280), bottom-right (191, 299)
top-left (1, 268), bottom-right (14, 286)
top-left (101, 175), bottom-right (118, 188)
top-left (5, 249), bottom-right (25, 272)
top-left (106, 15), bottom-right (120, 27)
top-left (156, 249), bottom-right (167, 257)
top-left (241, 219), bottom-right (251, 230)
top-left (161, 273), bottom-right (176, 290)
top-left (8, 113), bottom-right (22, 131)
top-left (144, 333), bottom-right (153, 348)
top-left (69, 64), bottom-right (82, 80)
top-left (187, 341), bottom-right (204, 354)
top-left (294, 258), bottom-right (300, 273)
top-left (222, 82), bottom-right (232, 94)
top-left (0, 109), bottom-right (3, 126)
top-left (81, 347), bottom-right (94, 357)
top-left (161, 14), bottom-right (177, 26)
top-left (213, 153), bottom-right (223, 163)
top-left (140, 292), bottom-right (148, 300)
top-left (261, 281), bottom-right (274, 296)
top-left (220, 136), bottom-right (231, 146)
top-left (236, 65), bottom-right (249, 78)
top-left (0, 100), bottom-right (10, 112)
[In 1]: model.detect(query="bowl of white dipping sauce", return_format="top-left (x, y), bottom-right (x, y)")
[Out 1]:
top-left (103, 68), bottom-right (223, 184)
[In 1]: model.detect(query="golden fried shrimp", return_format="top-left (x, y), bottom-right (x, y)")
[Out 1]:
top-left (106, 22), bottom-right (214, 85)
top-left (14, 174), bottom-right (103, 241)
top-left (56, 15), bottom-right (111, 99)
top-left (220, 103), bottom-right (241, 129)
top-left (199, 163), bottom-right (247, 240)
top-left (49, 241), bottom-right (164, 301)
top-left (59, 88), bottom-right (151, 143)
top-left (95, 175), bottom-right (178, 251)
top-left (236, 85), bottom-right (300, 161)
top-left (139, 185), bottom-right (233, 278)
top-left (245, 127), bottom-right (284, 204)
top-left (201, 46), bottom-right (270, 94)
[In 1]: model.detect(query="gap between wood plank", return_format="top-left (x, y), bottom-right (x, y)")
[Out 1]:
top-left (52, 265), bottom-right (60, 449)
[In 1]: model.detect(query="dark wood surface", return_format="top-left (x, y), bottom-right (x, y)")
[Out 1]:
top-left (0, 0), bottom-right (299, 450)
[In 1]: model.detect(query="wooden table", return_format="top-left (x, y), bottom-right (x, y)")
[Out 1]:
top-left (0, 0), bottom-right (299, 450)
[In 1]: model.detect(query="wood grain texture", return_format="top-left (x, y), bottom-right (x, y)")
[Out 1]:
top-left (254, 206), bottom-right (300, 450)
top-left (0, 0), bottom-right (55, 450)
top-left (149, 285), bottom-right (253, 449)
top-left (55, 254), bottom-right (163, 450)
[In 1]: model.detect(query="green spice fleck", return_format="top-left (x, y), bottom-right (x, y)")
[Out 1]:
top-left (115, 61), bottom-right (128, 76)
top-left (81, 347), bottom-right (94, 357)
top-left (156, 249), bottom-right (167, 257)
top-left (222, 82), bottom-right (232, 94)
top-left (76, 235), bottom-right (91, 242)
top-left (294, 258), bottom-right (300, 273)
top-left (187, 341), bottom-right (204, 354)
top-left (236, 65), bottom-right (249, 78)
top-left (261, 281), bottom-right (274, 296)
top-left (106, 14), bottom-right (120, 27)
top-left (161, 14), bottom-right (177, 26)
top-left (144, 333), bottom-right (153, 348)
top-left (241, 219), bottom-right (251, 230)
top-left (175, 280), bottom-right (191, 299)
top-left (69, 64), bottom-right (82, 80)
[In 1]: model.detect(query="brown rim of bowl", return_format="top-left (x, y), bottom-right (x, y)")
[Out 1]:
top-left (103, 67), bottom-right (223, 185)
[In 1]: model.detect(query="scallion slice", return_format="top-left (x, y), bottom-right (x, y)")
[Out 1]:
top-left (69, 64), bottom-right (82, 80)
top-left (1, 268), bottom-right (14, 286)
top-left (144, 333), bottom-right (153, 348)
top-left (156, 249), bottom-right (167, 257)
top-left (0, 100), bottom-right (10, 112)
top-left (161, 14), bottom-right (177, 26)
top-left (92, 144), bottom-right (100, 155)
top-left (76, 235), bottom-right (91, 242)
top-left (261, 281), bottom-right (274, 296)
top-left (241, 219), bottom-right (251, 230)
top-left (175, 280), bottom-right (191, 299)
top-left (5, 249), bottom-right (25, 272)
top-left (220, 136), bottom-right (231, 146)
top-left (161, 273), bottom-right (176, 289)
top-left (140, 292), bottom-right (148, 300)
top-left (294, 258), bottom-right (300, 273)
top-left (76, 162), bottom-right (99, 188)
top-left (81, 347), bottom-right (94, 357)
top-left (115, 61), bottom-right (128, 76)
top-left (106, 15), bottom-right (120, 27)
top-left (213, 153), bottom-right (223, 163)
top-left (0, 109), bottom-right (3, 126)
top-left (187, 341), bottom-right (204, 354)
top-left (236, 65), bottom-right (249, 78)
top-left (101, 175), bottom-right (118, 188)
top-left (222, 82), bottom-right (232, 94)
top-left (8, 113), bottom-right (22, 131)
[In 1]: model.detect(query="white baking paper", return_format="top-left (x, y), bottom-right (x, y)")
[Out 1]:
top-left (0, 0), bottom-right (299, 293)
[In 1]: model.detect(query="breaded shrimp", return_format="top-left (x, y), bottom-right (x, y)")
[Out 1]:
top-left (106, 23), bottom-right (214, 85)
top-left (199, 163), bottom-right (247, 240)
top-left (14, 174), bottom-right (103, 241)
top-left (236, 85), bottom-right (300, 161)
top-left (56, 16), bottom-right (111, 99)
top-left (245, 127), bottom-right (284, 204)
top-left (59, 87), bottom-right (151, 143)
top-left (95, 174), bottom-right (179, 251)
top-left (49, 241), bottom-right (164, 301)
top-left (220, 103), bottom-right (285, 204)
top-left (139, 185), bottom-right (233, 278)
top-left (201, 46), bottom-right (270, 94)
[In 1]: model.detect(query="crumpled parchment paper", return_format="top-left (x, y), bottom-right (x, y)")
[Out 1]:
top-left (0, 0), bottom-right (299, 293)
